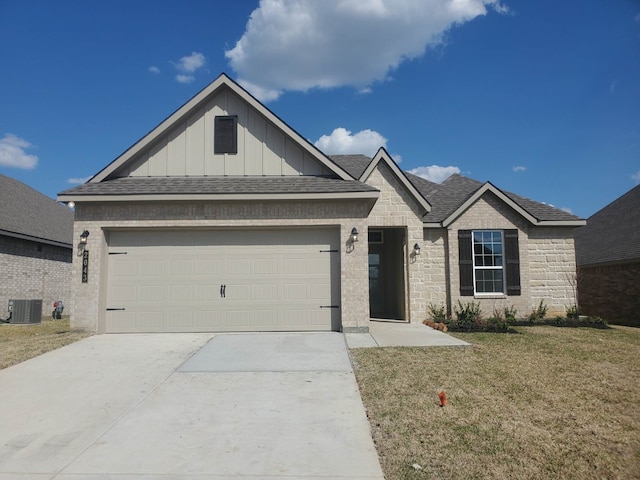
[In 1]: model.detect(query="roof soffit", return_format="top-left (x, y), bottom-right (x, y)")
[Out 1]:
top-left (90, 73), bottom-right (353, 183)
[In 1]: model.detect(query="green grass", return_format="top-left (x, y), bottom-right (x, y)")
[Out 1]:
top-left (0, 317), bottom-right (92, 369)
top-left (351, 325), bottom-right (640, 479)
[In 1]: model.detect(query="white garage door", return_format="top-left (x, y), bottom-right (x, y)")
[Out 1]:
top-left (105, 228), bottom-right (340, 333)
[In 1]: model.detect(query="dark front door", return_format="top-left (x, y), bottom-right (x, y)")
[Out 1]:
top-left (368, 228), bottom-right (406, 320)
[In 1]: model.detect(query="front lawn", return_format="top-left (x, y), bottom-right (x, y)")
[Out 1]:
top-left (0, 317), bottom-right (92, 370)
top-left (351, 325), bottom-right (640, 479)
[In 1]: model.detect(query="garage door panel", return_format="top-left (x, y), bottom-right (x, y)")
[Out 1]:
top-left (106, 229), bottom-right (340, 333)
top-left (139, 286), bottom-right (165, 302)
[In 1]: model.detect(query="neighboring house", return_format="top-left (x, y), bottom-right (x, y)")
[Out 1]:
top-left (0, 174), bottom-right (74, 317)
top-left (58, 73), bottom-right (585, 334)
top-left (575, 184), bottom-right (640, 326)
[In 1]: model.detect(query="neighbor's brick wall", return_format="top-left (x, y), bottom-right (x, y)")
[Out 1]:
top-left (364, 163), bottom-right (429, 322)
top-left (0, 235), bottom-right (72, 317)
top-left (578, 260), bottom-right (640, 326)
top-left (72, 199), bottom-right (372, 333)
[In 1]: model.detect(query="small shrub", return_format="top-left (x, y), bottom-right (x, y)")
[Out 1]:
top-left (528, 300), bottom-right (548, 323)
top-left (487, 317), bottom-right (511, 332)
top-left (503, 305), bottom-right (518, 324)
top-left (453, 300), bottom-right (483, 331)
top-left (428, 303), bottom-right (448, 323)
top-left (566, 304), bottom-right (579, 319)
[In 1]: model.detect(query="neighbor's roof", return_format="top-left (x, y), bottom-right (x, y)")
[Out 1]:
top-left (0, 174), bottom-right (74, 247)
top-left (330, 154), bottom-right (584, 225)
top-left (575, 184), bottom-right (640, 266)
top-left (58, 176), bottom-right (379, 201)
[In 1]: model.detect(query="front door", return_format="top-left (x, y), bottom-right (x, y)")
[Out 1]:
top-left (368, 228), bottom-right (406, 320)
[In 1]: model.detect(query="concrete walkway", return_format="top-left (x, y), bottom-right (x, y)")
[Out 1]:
top-left (0, 333), bottom-right (384, 480)
top-left (346, 320), bottom-right (470, 348)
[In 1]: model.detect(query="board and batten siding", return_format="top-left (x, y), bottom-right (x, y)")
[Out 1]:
top-left (122, 89), bottom-right (332, 178)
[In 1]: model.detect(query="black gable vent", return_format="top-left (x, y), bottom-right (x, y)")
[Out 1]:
top-left (214, 115), bottom-right (238, 154)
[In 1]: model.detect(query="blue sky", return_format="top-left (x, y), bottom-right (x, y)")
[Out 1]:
top-left (1, 0), bottom-right (638, 219)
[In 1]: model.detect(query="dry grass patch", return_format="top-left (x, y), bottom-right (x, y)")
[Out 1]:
top-left (0, 317), bottom-right (92, 369)
top-left (351, 325), bottom-right (640, 479)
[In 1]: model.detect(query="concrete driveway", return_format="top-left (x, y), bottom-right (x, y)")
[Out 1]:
top-left (0, 333), bottom-right (384, 480)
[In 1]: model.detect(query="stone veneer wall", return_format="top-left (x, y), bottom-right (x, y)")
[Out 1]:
top-left (528, 227), bottom-right (578, 316)
top-left (578, 260), bottom-right (640, 326)
top-left (446, 192), bottom-right (578, 318)
top-left (364, 163), bottom-right (428, 322)
top-left (71, 199), bottom-right (371, 333)
top-left (0, 235), bottom-right (72, 317)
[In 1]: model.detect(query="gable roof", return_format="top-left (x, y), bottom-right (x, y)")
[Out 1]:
top-left (358, 148), bottom-right (431, 214)
top-left (90, 73), bottom-right (352, 183)
top-left (330, 155), bottom-right (585, 227)
top-left (575, 184), bottom-right (640, 266)
top-left (0, 174), bottom-right (73, 247)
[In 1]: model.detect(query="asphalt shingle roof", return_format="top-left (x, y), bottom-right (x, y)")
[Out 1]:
top-left (575, 184), bottom-right (640, 266)
top-left (330, 155), bottom-right (582, 224)
top-left (59, 176), bottom-right (378, 196)
top-left (0, 174), bottom-right (74, 246)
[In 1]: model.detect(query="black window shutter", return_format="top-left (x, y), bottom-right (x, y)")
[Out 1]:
top-left (458, 230), bottom-right (474, 296)
top-left (214, 115), bottom-right (238, 154)
top-left (505, 229), bottom-right (521, 296)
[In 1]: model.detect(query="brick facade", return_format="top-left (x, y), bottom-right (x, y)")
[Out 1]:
top-left (578, 261), bottom-right (640, 326)
top-left (71, 199), bottom-right (372, 333)
top-left (443, 192), bottom-right (576, 318)
top-left (0, 235), bottom-right (72, 318)
top-left (364, 163), bottom-right (427, 322)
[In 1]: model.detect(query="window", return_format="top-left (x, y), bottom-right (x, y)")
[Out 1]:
top-left (214, 115), bottom-right (238, 154)
top-left (368, 229), bottom-right (384, 244)
top-left (473, 231), bottom-right (504, 293)
top-left (458, 229), bottom-right (520, 296)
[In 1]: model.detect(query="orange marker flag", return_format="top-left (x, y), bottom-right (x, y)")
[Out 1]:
top-left (438, 390), bottom-right (448, 407)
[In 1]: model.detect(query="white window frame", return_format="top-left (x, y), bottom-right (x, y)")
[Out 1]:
top-left (472, 230), bottom-right (505, 295)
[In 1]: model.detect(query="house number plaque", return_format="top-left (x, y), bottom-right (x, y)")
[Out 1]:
top-left (82, 250), bottom-right (89, 283)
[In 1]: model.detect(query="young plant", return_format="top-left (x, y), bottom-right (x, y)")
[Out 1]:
top-left (428, 303), bottom-right (448, 323)
top-left (566, 304), bottom-right (580, 319)
top-left (453, 300), bottom-right (483, 331)
top-left (528, 300), bottom-right (548, 323)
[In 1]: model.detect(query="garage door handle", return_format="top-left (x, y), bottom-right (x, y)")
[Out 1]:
top-left (107, 308), bottom-right (126, 311)
top-left (220, 284), bottom-right (226, 298)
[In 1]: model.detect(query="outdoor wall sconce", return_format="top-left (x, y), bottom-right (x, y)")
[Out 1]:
top-left (78, 230), bottom-right (90, 255)
top-left (350, 227), bottom-right (359, 243)
top-left (413, 243), bottom-right (421, 256)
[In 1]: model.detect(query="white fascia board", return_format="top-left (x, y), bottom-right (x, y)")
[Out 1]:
top-left (91, 74), bottom-right (352, 183)
top-left (423, 222), bottom-right (444, 228)
top-left (442, 183), bottom-right (539, 227)
top-left (359, 147), bottom-right (432, 213)
top-left (57, 191), bottom-right (380, 203)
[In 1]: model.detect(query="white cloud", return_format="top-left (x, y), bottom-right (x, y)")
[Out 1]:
top-left (174, 52), bottom-right (205, 73)
top-left (632, 169), bottom-right (640, 184)
top-left (176, 74), bottom-right (195, 84)
top-left (561, 207), bottom-right (573, 214)
top-left (0, 133), bottom-right (38, 169)
top-left (172, 52), bottom-right (206, 84)
top-left (408, 165), bottom-right (460, 183)
top-left (226, 0), bottom-right (507, 101)
top-left (513, 166), bottom-right (526, 172)
top-left (314, 127), bottom-right (387, 157)
top-left (148, 65), bottom-right (160, 74)
top-left (67, 176), bottom-right (91, 185)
